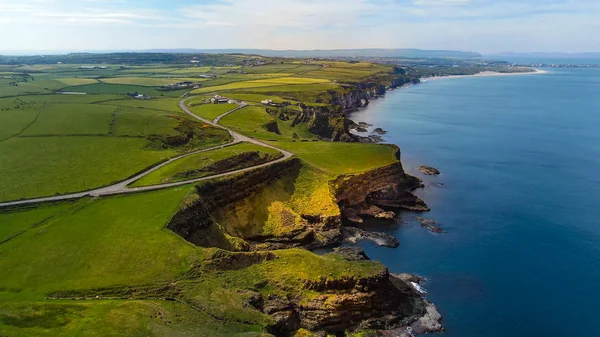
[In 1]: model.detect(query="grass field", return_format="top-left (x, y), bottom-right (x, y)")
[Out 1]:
top-left (220, 105), bottom-right (317, 141)
top-left (100, 77), bottom-right (207, 86)
top-left (0, 58), bottom-right (411, 336)
top-left (220, 105), bottom-right (279, 140)
top-left (100, 97), bottom-right (181, 113)
top-left (131, 142), bottom-right (282, 186)
top-left (0, 186), bottom-right (383, 336)
top-left (0, 94), bottom-right (231, 202)
top-left (21, 103), bottom-right (116, 136)
top-left (57, 78), bottom-right (99, 86)
top-left (271, 141), bottom-right (399, 174)
top-left (113, 107), bottom-right (180, 137)
top-left (62, 83), bottom-right (186, 97)
top-left (189, 103), bottom-right (237, 120)
top-left (190, 81), bottom-right (281, 94)
top-left (0, 137), bottom-right (178, 202)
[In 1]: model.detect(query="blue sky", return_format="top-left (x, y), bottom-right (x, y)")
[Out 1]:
top-left (0, 0), bottom-right (598, 53)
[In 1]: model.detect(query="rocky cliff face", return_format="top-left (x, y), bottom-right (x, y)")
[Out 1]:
top-left (301, 75), bottom-right (420, 142)
top-left (333, 146), bottom-right (429, 223)
top-left (168, 159), bottom-right (343, 251)
top-left (261, 268), bottom-right (428, 336)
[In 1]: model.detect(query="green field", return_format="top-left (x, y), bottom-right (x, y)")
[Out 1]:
top-left (190, 81), bottom-right (281, 94)
top-left (131, 142), bottom-right (282, 186)
top-left (0, 95), bottom-right (230, 201)
top-left (220, 105), bottom-right (316, 141)
top-left (62, 83), bottom-right (186, 97)
top-left (0, 57), bottom-right (415, 336)
top-left (21, 103), bottom-right (116, 136)
top-left (189, 103), bottom-right (237, 120)
top-left (100, 77), bottom-right (207, 86)
top-left (0, 137), bottom-right (178, 202)
top-left (100, 97), bottom-right (181, 113)
top-left (57, 78), bottom-right (99, 86)
top-left (0, 187), bottom-right (383, 336)
top-left (272, 141), bottom-right (399, 174)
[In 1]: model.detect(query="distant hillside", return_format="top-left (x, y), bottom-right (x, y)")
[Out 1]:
top-left (146, 48), bottom-right (482, 59)
top-left (487, 52), bottom-right (600, 59)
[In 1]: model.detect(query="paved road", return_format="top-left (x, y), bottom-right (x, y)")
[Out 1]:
top-left (0, 98), bottom-right (293, 208)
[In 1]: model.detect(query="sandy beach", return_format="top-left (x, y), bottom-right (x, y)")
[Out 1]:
top-left (423, 68), bottom-right (548, 81)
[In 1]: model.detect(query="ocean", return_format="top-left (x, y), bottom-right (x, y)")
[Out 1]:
top-left (347, 67), bottom-right (600, 337)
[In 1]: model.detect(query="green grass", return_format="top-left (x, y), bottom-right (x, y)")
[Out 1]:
top-left (131, 142), bottom-right (281, 187)
top-left (0, 137), bottom-right (179, 202)
top-left (57, 78), bottom-right (99, 86)
top-left (189, 103), bottom-right (237, 120)
top-left (100, 77), bottom-right (205, 86)
top-left (0, 203), bottom-right (74, 244)
top-left (0, 299), bottom-right (263, 337)
top-left (0, 185), bottom-right (385, 336)
top-left (226, 93), bottom-right (299, 104)
top-left (100, 97), bottom-right (182, 113)
top-left (220, 105), bottom-right (278, 140)
top-left (113, 107), bottom-right (180, 137)
top-left (0, 189), bottom-right (198, 293)
top-left (190, 81), bottom-right (281, 94)
top-left (271, 141), bottom-right (399, 174)
top-left (62, 83), bottom-right (186, 97)
top-left (21, 103), bottom-right (116, 136)
top-left (250, 77), bottom-right (329, 85)
top-left (220, 105), bottom-right (317, 141)
top-left (0, 107), bottom-right (40, 140)
top-left (235, 83), bottom-right (346, 104)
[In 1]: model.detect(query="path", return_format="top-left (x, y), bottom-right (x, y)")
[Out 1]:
top-left (0, 98), bottom-right (293, 208)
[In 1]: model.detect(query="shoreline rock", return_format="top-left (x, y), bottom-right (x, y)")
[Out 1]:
top-left (417, 217), bottom-right (445, 234)
top-left (343, 226), bottom-right (400, 248)
top-left (417, 166), bottom-right (440, 176)
top-left (373, 127), bottom-right (388, 135)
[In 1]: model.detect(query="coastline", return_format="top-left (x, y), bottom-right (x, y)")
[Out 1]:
top-left (422, 68), bottom-right (547, 81)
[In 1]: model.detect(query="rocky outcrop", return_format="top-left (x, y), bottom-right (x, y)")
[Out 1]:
top-left (292, 74), bottom-right (419, 142)
top-left (333, 145), bottom-right (429, 216)
top-left (293, 105), bottom-right (358, 142)
top-left (417, 166), bottom-right (440, 176)
top-left (257, 268), bottom-right (430, 336)
top-left (417, 217), bottom-right (445, 234)
top-left (343, 226), bottom-right (400, 248)
top-left (167, 159), bottom-right (344, 251)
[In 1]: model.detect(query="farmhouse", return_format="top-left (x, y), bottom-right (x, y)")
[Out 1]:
top-left (158, 81), bottom-right (202, 91)
top-left (210, 95), bottom-right (231, 104)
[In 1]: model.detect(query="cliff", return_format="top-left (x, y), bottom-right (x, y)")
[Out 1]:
top-left (299, 74), bottom-right (420, 142)
top-left (333, 145), bottom-right (429, 222)
top-left (168, 159), bottom-right (343, 251)
top-left (168, 146), bottom-right (427, 252)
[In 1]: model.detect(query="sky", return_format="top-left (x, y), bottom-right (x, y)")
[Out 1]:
top-left (0, 0), bottom-right (598, 54)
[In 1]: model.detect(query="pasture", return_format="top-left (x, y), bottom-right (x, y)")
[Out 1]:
top-left (189, 103), bottom-right (237, 120)
top-left (272, 141), bottom-right (399, 174)
top-left (131, 142), bottom-right (281, 186)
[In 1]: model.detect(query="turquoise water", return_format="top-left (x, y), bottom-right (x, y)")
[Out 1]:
top-left (348, 68), bottom-right (600, 336)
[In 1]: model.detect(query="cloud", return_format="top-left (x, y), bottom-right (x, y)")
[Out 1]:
top-left (0, 0), bottom-right (598, 53)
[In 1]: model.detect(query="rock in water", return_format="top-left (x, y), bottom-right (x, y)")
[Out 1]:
top-left (410, 303), bottom-right (444, 334)
top-left (356, 127), bottom-right (368, 132)
top-left (417, 217), bottom-right (446, 234)
top-left (417, 166), bottom-right (440, 175)
top-left (342, 226), bottom-right (400, 248)
top-left (373, 127), bottom-right (388, 135)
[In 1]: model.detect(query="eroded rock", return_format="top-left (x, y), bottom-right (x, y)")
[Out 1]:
top-left (343, 227), bottom-right (399, 248)
top-left (417, 166), bottom-right (440, 176)
top-left (417, 217), bottom-right (445, 234)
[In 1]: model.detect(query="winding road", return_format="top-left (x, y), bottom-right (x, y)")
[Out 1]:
top-left (0, 97), bottom-right (293, 208)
